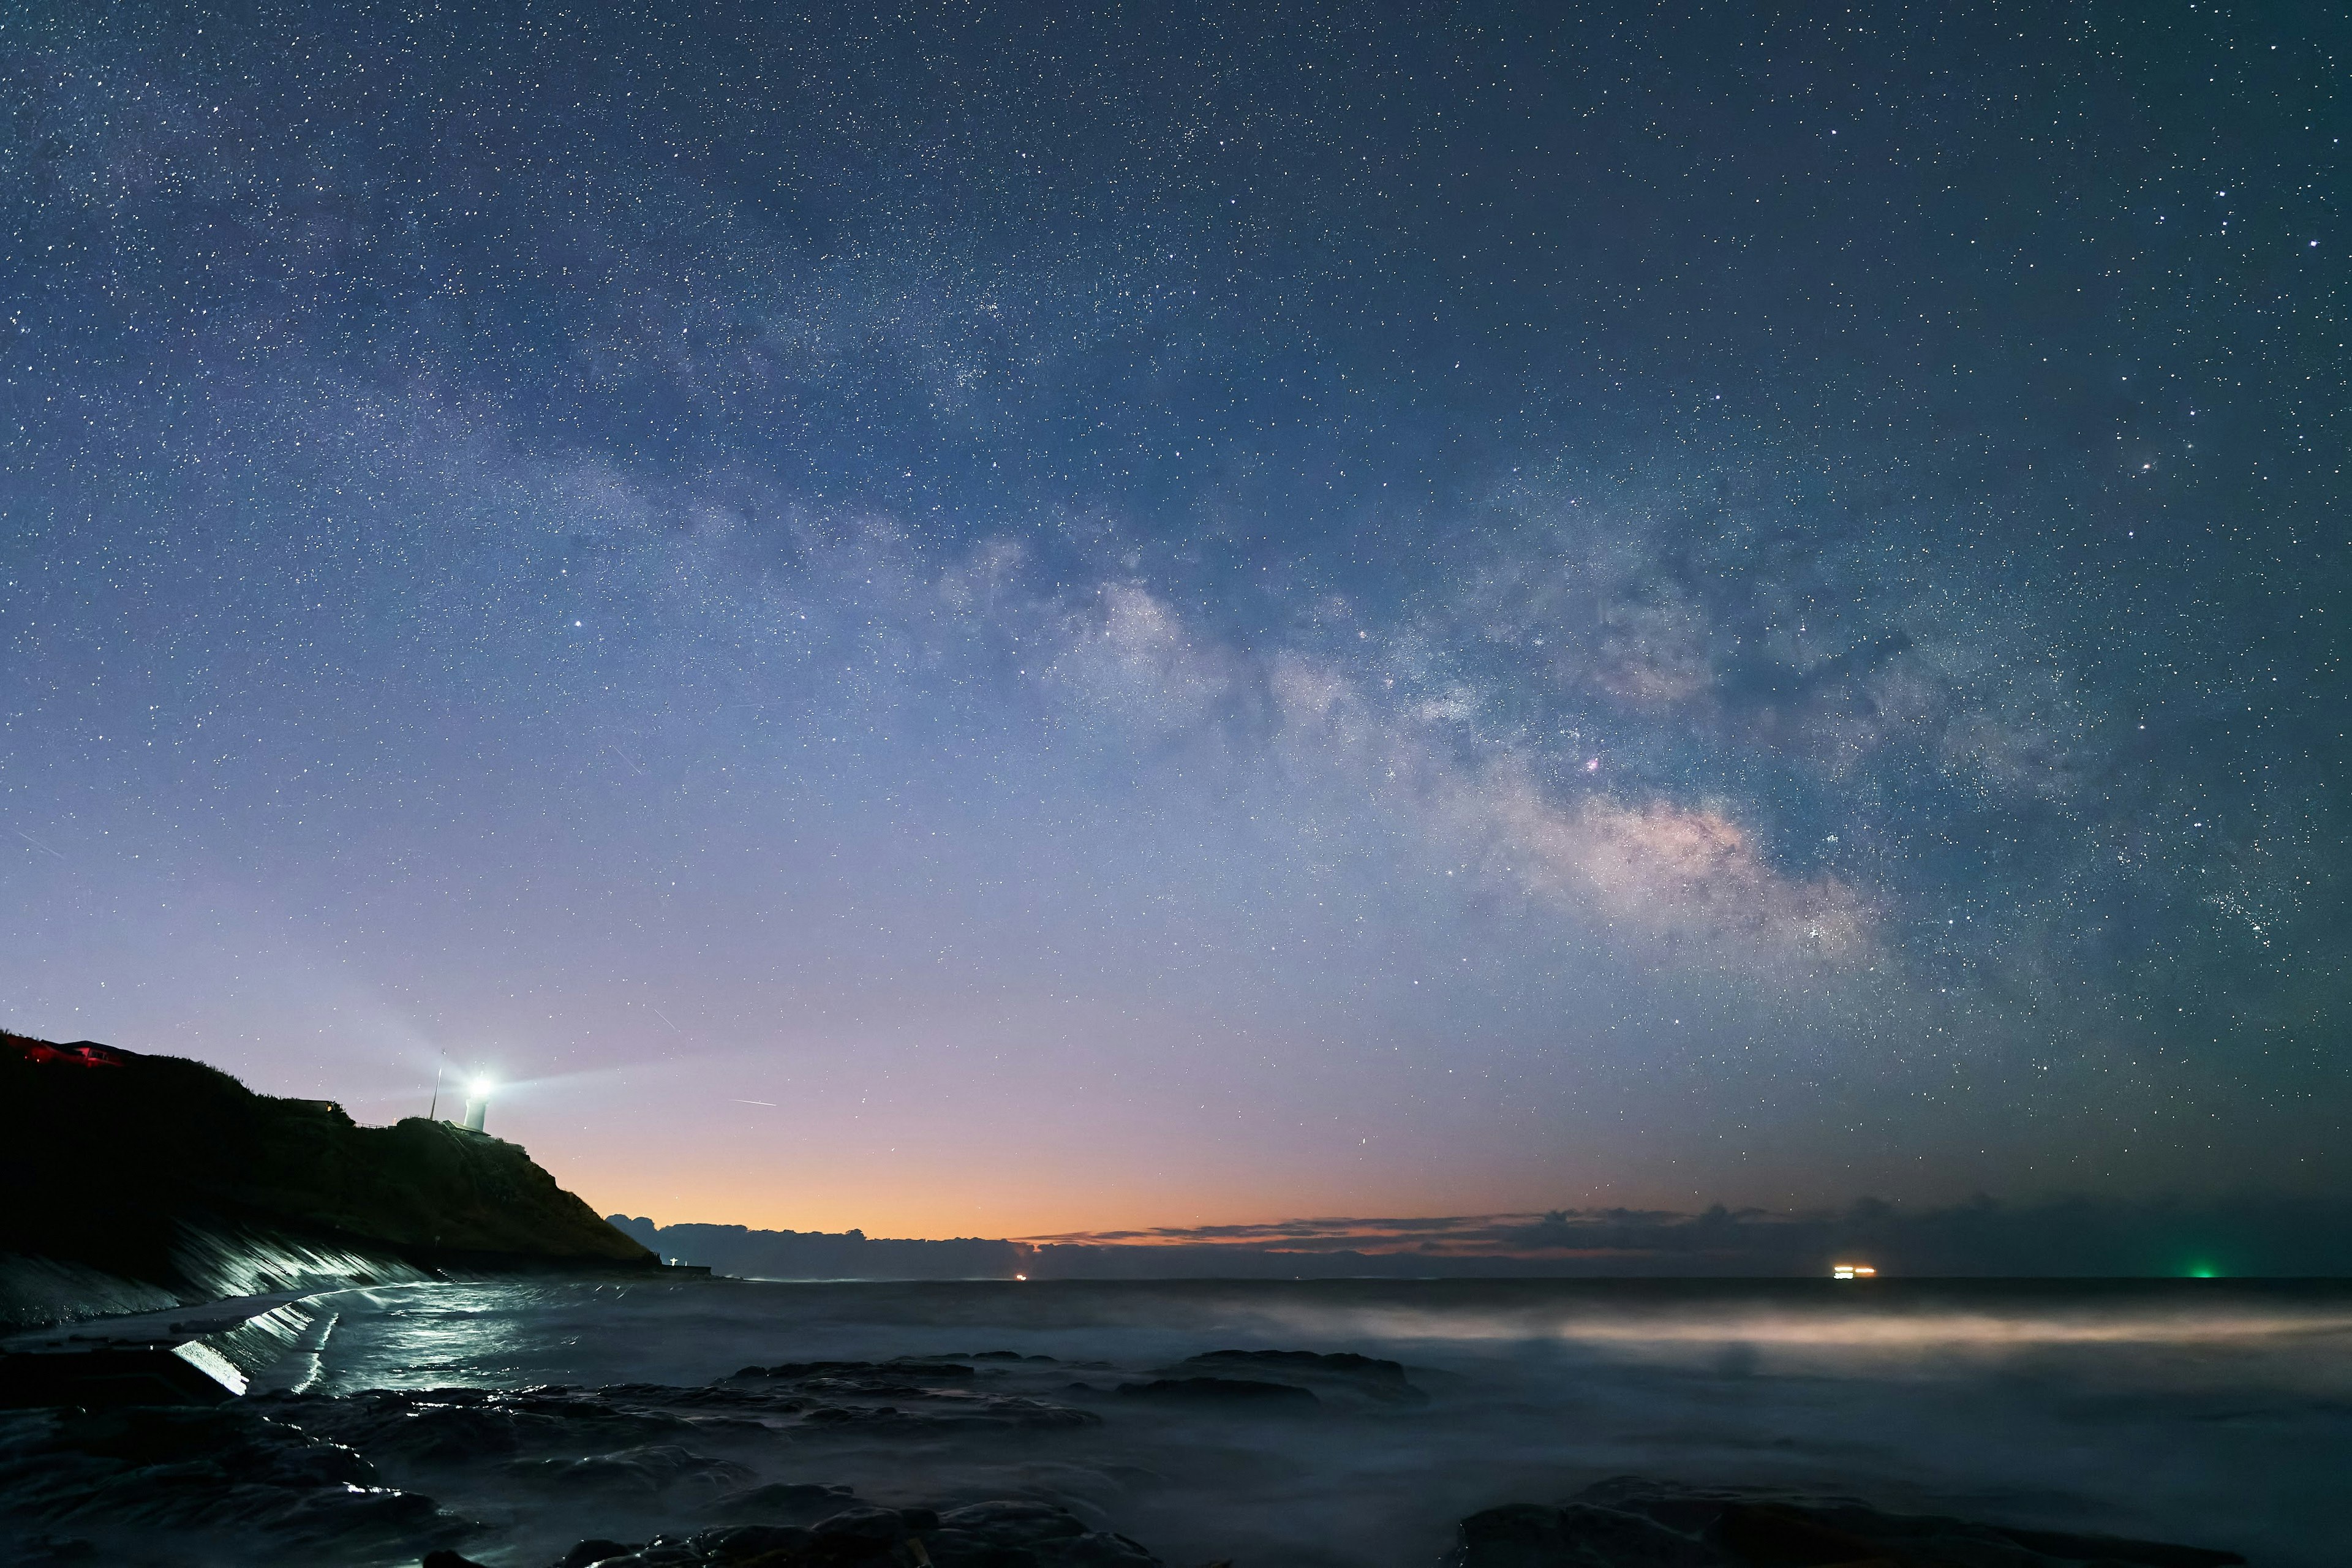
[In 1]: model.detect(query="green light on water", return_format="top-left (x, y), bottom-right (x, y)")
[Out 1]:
top-left (2187, 1264), bottom-right (2219, 1278)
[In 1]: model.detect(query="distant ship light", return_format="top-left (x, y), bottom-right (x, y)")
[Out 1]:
top-left (1831, 1264), bottom-right (1877, 1280)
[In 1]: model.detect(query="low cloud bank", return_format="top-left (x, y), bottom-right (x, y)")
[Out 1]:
top-left (614, 1193), bottom-right (2352, 1280)
top-left (607, 1218), bottom-right (1021, 1280)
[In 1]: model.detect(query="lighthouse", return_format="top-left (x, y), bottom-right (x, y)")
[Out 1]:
top-left (459, 1077), bottom-right (494, 1133)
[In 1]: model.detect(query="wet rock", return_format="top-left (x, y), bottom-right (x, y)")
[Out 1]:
top-left (0, 1343), bottom-right (247, 1410)
top-left (800, 1379), bottom-right (959, 1400)
top-left (538, 1502), bottom-right (1159, 1568)
top-left (608, 1382), bottom-right (812, 1412)
top-left (1111, 1378), bottom-right (1318, 1409)
top-left (813, 1504), bottom-right (930, 1547)
top-left (793, 1398), bottom-right (1100, 1436)
top-left (1178, 1349), bottom-right (1409, 1382)
top-left (1446, 1479), bottom-right (2248, 1568)
top-left (736, 1360), bottom-right (976, 1382)
top-left (0, 1403), bottom-right (469, 1562)
top-left (1450, 1501), bottom-right (1732, 1568)
top-left (927, 1500), bottom-right (1159, 1568)
top-left (264, 1384), bottom-right (754, 1472)
top-left (0, 1542), bottom-right (99, 1561)
top-left (553, 1542), bottom-right (644, 1568)
top-left (576, 1547), bottom-right (702, 1568)
top-left (1166, 1349), bottom-right (1427, 1404)
top-left (317, 1397), bottom-right (532, 1464)
top-left (58, 1402), bottom-right (378, 1487)
top-left (503, 1442), bottom-right (757, 1497)
top-left (0, 1537), bottom-right (97, 1565)
top-left (705, 1481), bottom-right (860, 1522)
top-left (690, 1523), bottom-right (815, 1562)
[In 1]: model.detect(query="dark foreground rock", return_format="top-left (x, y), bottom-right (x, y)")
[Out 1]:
top-left (1448, 1477), bottom-right (2246, 1568)
top-left (1159, 1348), bottom-right (1428, 1406)
top-left (1112, 1376), bottom-right (1319, 1409)
top-left (503, 1442), bottom-right (759, 1498)
top-left (736, 1360), bottom-right (978, 1381)
top-left (255, 1384), bottom-right (729, 1466)
top-left (514, 1499), bottom-right (1157, 1567)
top-left (254, 1376), bottom-right (1103, 1509)
top-left (705, 1481), bottom-right (861, 1521)
top-left (0, 1401), bottom-right (472, 1566)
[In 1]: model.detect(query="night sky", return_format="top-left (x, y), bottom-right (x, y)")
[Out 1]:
top-left (4, 2), bottom-right (2345, 1239)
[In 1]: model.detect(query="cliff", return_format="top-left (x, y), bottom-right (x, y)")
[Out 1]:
top-left (0, 1031), bottom-right (655, 1327)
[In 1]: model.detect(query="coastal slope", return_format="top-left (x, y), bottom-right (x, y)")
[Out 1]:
top-left (0, 1031), bottom-right (654, 1327)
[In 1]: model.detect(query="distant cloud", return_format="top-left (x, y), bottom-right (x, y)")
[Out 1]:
top-left (1019, 1195), bottom-right (2352, 1278)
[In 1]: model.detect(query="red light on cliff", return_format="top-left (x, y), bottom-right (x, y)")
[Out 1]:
top-left (7, 1037), bottom-right (127, 1068)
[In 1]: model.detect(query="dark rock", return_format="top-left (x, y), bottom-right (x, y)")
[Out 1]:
top-left (1450, 1501), bottom-right (1732, 1567)
top-left (616, 1382), bottom-right (812, 1413)
top-left (1446, 1479), bottom-right (2247, 1568)
top-left (1163, 1349), bottom-right (1428, 1406)
top-left (502, 1443), bottom-right (756, 1496)
top-left (575, 1550), bottom-right (699, 1568)
top-left (1111, 1378), bottom-right (1318, 1409)
top-left (926, 1501), bottom-right (1160, 1568)
top-left (1180, 1349), bottom-right (1411, 1384)
top-left (553, 1542), bottom-right (643, 1568)
top-left (800, 1379), bottom-right (953, 1399)
top-left (705, 1481), bottom-right (859, 1522)
top-left (1992, 1525), bottom-right (2247, 1568)
top-left (811, 1505), bottom-right (925, 1546)
top-left (264, 1384), bottom-right (717, 1468)
top-left (743, 1360), bottom-right (976, 1382)
top-left (0, 1401), bottom-right (470, 1558)
top-left (325, 1397), bottom-right (532, 1464)
top-left (0, 1031), bottom-right (655, 1333)
top-left (518, 1499), bottom-right (1160, 1568)
top-left (689, 1523), bottom-right (815, 1562)
top-left (423, 1552), bottom-right (497, 1568)
top-left (0, 1538), bottom-right (97, 1564)
top-left (0, 1343), bottom-right (245, 1410)
top-left (793, 1398), bottom-right (1100, 1436)
top-left (58, 1403), bottom-right (377, 1488)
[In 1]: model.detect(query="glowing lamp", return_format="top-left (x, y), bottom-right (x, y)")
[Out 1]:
top-left (460, 1077), bottom-right (496, 1133)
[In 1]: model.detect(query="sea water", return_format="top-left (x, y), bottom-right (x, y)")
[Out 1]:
top-left (296, 1276), bottom-right (2352, 1567)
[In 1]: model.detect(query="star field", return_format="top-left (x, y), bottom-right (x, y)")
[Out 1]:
top-left (1, 1), bottom-right (2345, 1235)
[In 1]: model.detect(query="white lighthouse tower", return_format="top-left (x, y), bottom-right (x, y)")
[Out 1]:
top-left (459, 1077), bottom-right (494, 1133)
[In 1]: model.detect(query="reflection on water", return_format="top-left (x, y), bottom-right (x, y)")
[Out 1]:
top-left (311, 1278), bottom-right (2352, 1567)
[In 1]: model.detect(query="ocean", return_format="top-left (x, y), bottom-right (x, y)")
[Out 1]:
top-left (261, 1275), bottom-right (2352, 1568)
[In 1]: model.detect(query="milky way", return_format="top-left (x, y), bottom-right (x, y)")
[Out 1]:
top-left (2, 2), bottom-right (2343, 1234)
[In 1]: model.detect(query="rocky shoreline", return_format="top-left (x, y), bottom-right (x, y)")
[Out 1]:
top-left (0, 1330), bottom-right (2253, 1568)
top-left (0, 1033), bottom-right (659, 1335)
